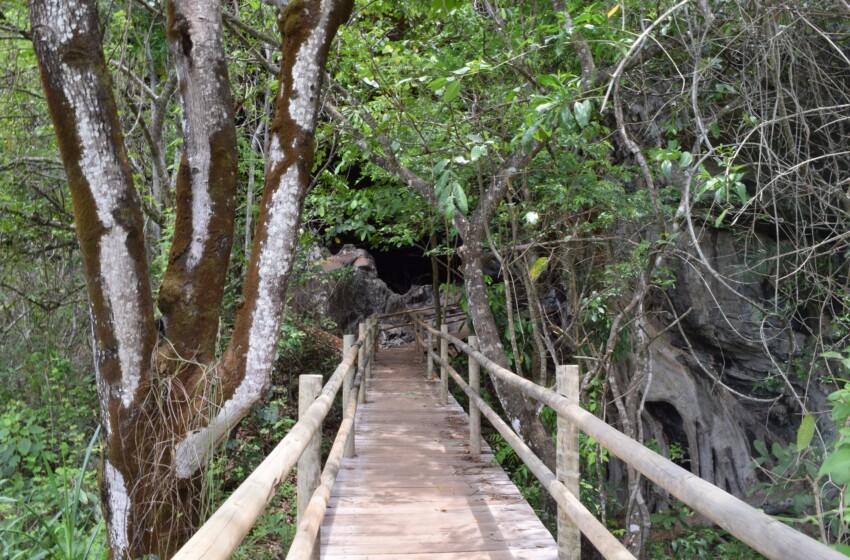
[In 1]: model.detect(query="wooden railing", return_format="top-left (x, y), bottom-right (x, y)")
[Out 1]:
top-left (173, 316), bottom-right (378, 560)
top-left (413, 316), bottom-right (845, 560)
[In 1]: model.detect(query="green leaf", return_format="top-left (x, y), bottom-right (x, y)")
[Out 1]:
top-left (453, 183), bottom-right (468, 214)
top-left (559, 104), bottom-right (574, 128)
top-left (529, 256), bottom-right (549, 281)
top-left (521, 121), bottom-right (541, 148)
top-left (435, 169), bottom-right (451, 196)
top-left (734, 182), bottom-right (749, 204)
top-left (661, 160), bottom-right (672, 180)
top-left (536, 74), bottom-right (561, 89)
top-left (832, 402), bottom-right (850, 423)
top-left (574, 100), bottom-right (592, 128)
top-left (444, 200), bottom-right (456, 221)
top-left (714, 207), bottom-right (729, 228)
top-left (819, 447), bottom-right (850, 484)
top-left (17, 438), bottom-right (31, 456)
top-left (796, 414), bottom-right (815, 451)
top-left (470, 145), bottom-right (487, 161)
top-left (428, 77), bottom-right (448, 91)
top-left (679, 151), bottom-right (694, 167)
top-left (830, 543), bottom-right (850, 556)
top-left (444, 79), bottom-right (462, 102)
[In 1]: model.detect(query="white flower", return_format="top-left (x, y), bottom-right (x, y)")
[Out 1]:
top-left (525, 211), bottom-right (540, 225)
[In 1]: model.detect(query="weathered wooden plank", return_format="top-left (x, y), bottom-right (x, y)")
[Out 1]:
top-left (320, 344), bottom-right (557, 558)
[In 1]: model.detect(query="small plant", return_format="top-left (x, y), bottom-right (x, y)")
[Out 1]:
top-left (0, 427), bottom-right (105, 559)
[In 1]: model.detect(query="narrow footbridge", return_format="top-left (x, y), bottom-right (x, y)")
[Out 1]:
top-left (322, 345), bottom-right (556, 558)
top-left (174, 309), bottom-right (843, 560)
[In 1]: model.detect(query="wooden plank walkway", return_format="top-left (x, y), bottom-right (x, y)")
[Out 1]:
top-left (321, 345), bottom-right (558, 559)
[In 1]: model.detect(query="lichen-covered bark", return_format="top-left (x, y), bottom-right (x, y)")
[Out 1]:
top-left (172, 0), bottom-right (354, 489)
top-left (158, 0), bottom-right (238, 367)
top-left (30, 0), bottom-right (352, 557)
top-left (28, 0), bottom-right (156, 556)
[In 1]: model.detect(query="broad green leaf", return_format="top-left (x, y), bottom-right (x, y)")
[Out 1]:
top-left (428, 77), bottom-right (447, 91)
top-left (796, 414), bottom-right (815, 451)
top-left (436, 169), bottom-right (451, 196)
top-left (714, 207), bottom-right (729, 228)
top-left (559, 104), bottom-right (574, 128)
top-left (17, 438), bottom-right (31, 456)
top-left (453, 183), bottom-right (468, 214)
top-left (521, 121), bottom-right (541, 148)
top-left (680, 151), bottom-right (694, 167)
top-left (831, 543), bottom-right (850, 556)
top-left (735, 182), bottom-right (749, 204)
top-left (661, 160), bottom-right (672, 179)
top-left (470, 145), bottom-right (487, 161)
top-left (444, 200), bottom-right (456, 221)
top-left (832, 402), bottom-right (850, 423)
top-left (819, 447), bottom-right (850, 484)
top-left (574, 100), bottom-right (591, 128)
top-left (536, 74), bottom-right (561, 89)
top-left (444, 79), bottom-right (462, 102)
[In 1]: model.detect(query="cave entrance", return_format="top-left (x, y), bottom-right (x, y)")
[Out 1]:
top-left (645, 401), bottom-right (692, 470)
top-left (328, 237), bottom-right (446, 294)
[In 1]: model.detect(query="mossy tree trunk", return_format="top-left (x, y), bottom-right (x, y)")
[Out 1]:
top-left (28, 0), bottom-right (352, 557)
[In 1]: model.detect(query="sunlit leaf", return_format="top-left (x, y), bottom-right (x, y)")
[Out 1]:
top-left (819, 447), bottom-right (850, 484)
top-left (529, 257), bottom-right (549, 281)
top-left (444, 79), bottom-right (462, 102)
top-left (797, 414), bottom-right (815, 451)
top-left (574, 100), bottom-right (591, 128)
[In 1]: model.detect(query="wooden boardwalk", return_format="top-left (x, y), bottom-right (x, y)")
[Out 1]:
top-left (321, 345), bottom-right (558, 559)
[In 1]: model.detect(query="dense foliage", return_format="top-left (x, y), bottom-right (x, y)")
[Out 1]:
top-left (3, 0), bottom-right (850, 557)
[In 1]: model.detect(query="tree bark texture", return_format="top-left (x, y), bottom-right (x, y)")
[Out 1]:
top-left (29, 0), bottom-right (352, 557)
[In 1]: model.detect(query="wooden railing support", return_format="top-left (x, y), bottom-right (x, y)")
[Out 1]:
top-left (426, 329), bottom-right (434, 380)
top-left (297, 374), bottom-right (322, 560)
top-left (557, 364), bottom-right (581, 560)
top-left (366, 318), bottom-right (374, 381)
top-left (342, 334), bottom-right (355, 459)
top-left (469, 336), bottom-right (481, 457)
top-left (440, 324), bottom-right (448, 405)
top-left (413, 312), bottom-right (423, 362)
top-left (357, 322), bottom-right (367, 405)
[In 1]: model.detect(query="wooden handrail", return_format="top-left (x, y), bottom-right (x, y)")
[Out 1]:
top-left (378, 303), bottom-right (461, 320)
top-left (286, 366), bottom-right (363, 558)
top-left (173, 317), bottom-right (377, 560)
top-left (418, 318), bottom-right (846, 560)
top-left (430, 350), bottom-right (635, 560)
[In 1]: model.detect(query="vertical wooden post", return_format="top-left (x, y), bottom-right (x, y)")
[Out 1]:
top-left (357, 322), bottom-right (367, 404)
top-left (469, 336), bottom-right (481, 457)
top-left (412, 313), bottom-right (422, 362)
top-left (426, 329), bottom-right (434, 381)
top-left (440, 324), bottom-right (448, 406)
top-left (366, 318), bottom-right (374, 382)
top-left (297, 374), bottom-right (322, 560)
top-left (342, 334), bottom-right (355, 459)
top-left (557, 364), bottom-right (581, 560)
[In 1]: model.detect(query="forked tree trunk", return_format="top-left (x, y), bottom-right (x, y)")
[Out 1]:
top-left (28, 0), bottom-right (352, 557)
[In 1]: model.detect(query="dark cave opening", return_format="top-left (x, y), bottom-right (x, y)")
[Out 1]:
top-left (328, 236), bottom-right (445, 294)
top-left (645, 401), bottom-right (692, 470)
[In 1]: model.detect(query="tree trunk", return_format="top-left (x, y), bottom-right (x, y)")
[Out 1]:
top-left (29, 0), bottom-right (353, 556)
top-left (461, 238), bottom-right (557, 468)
